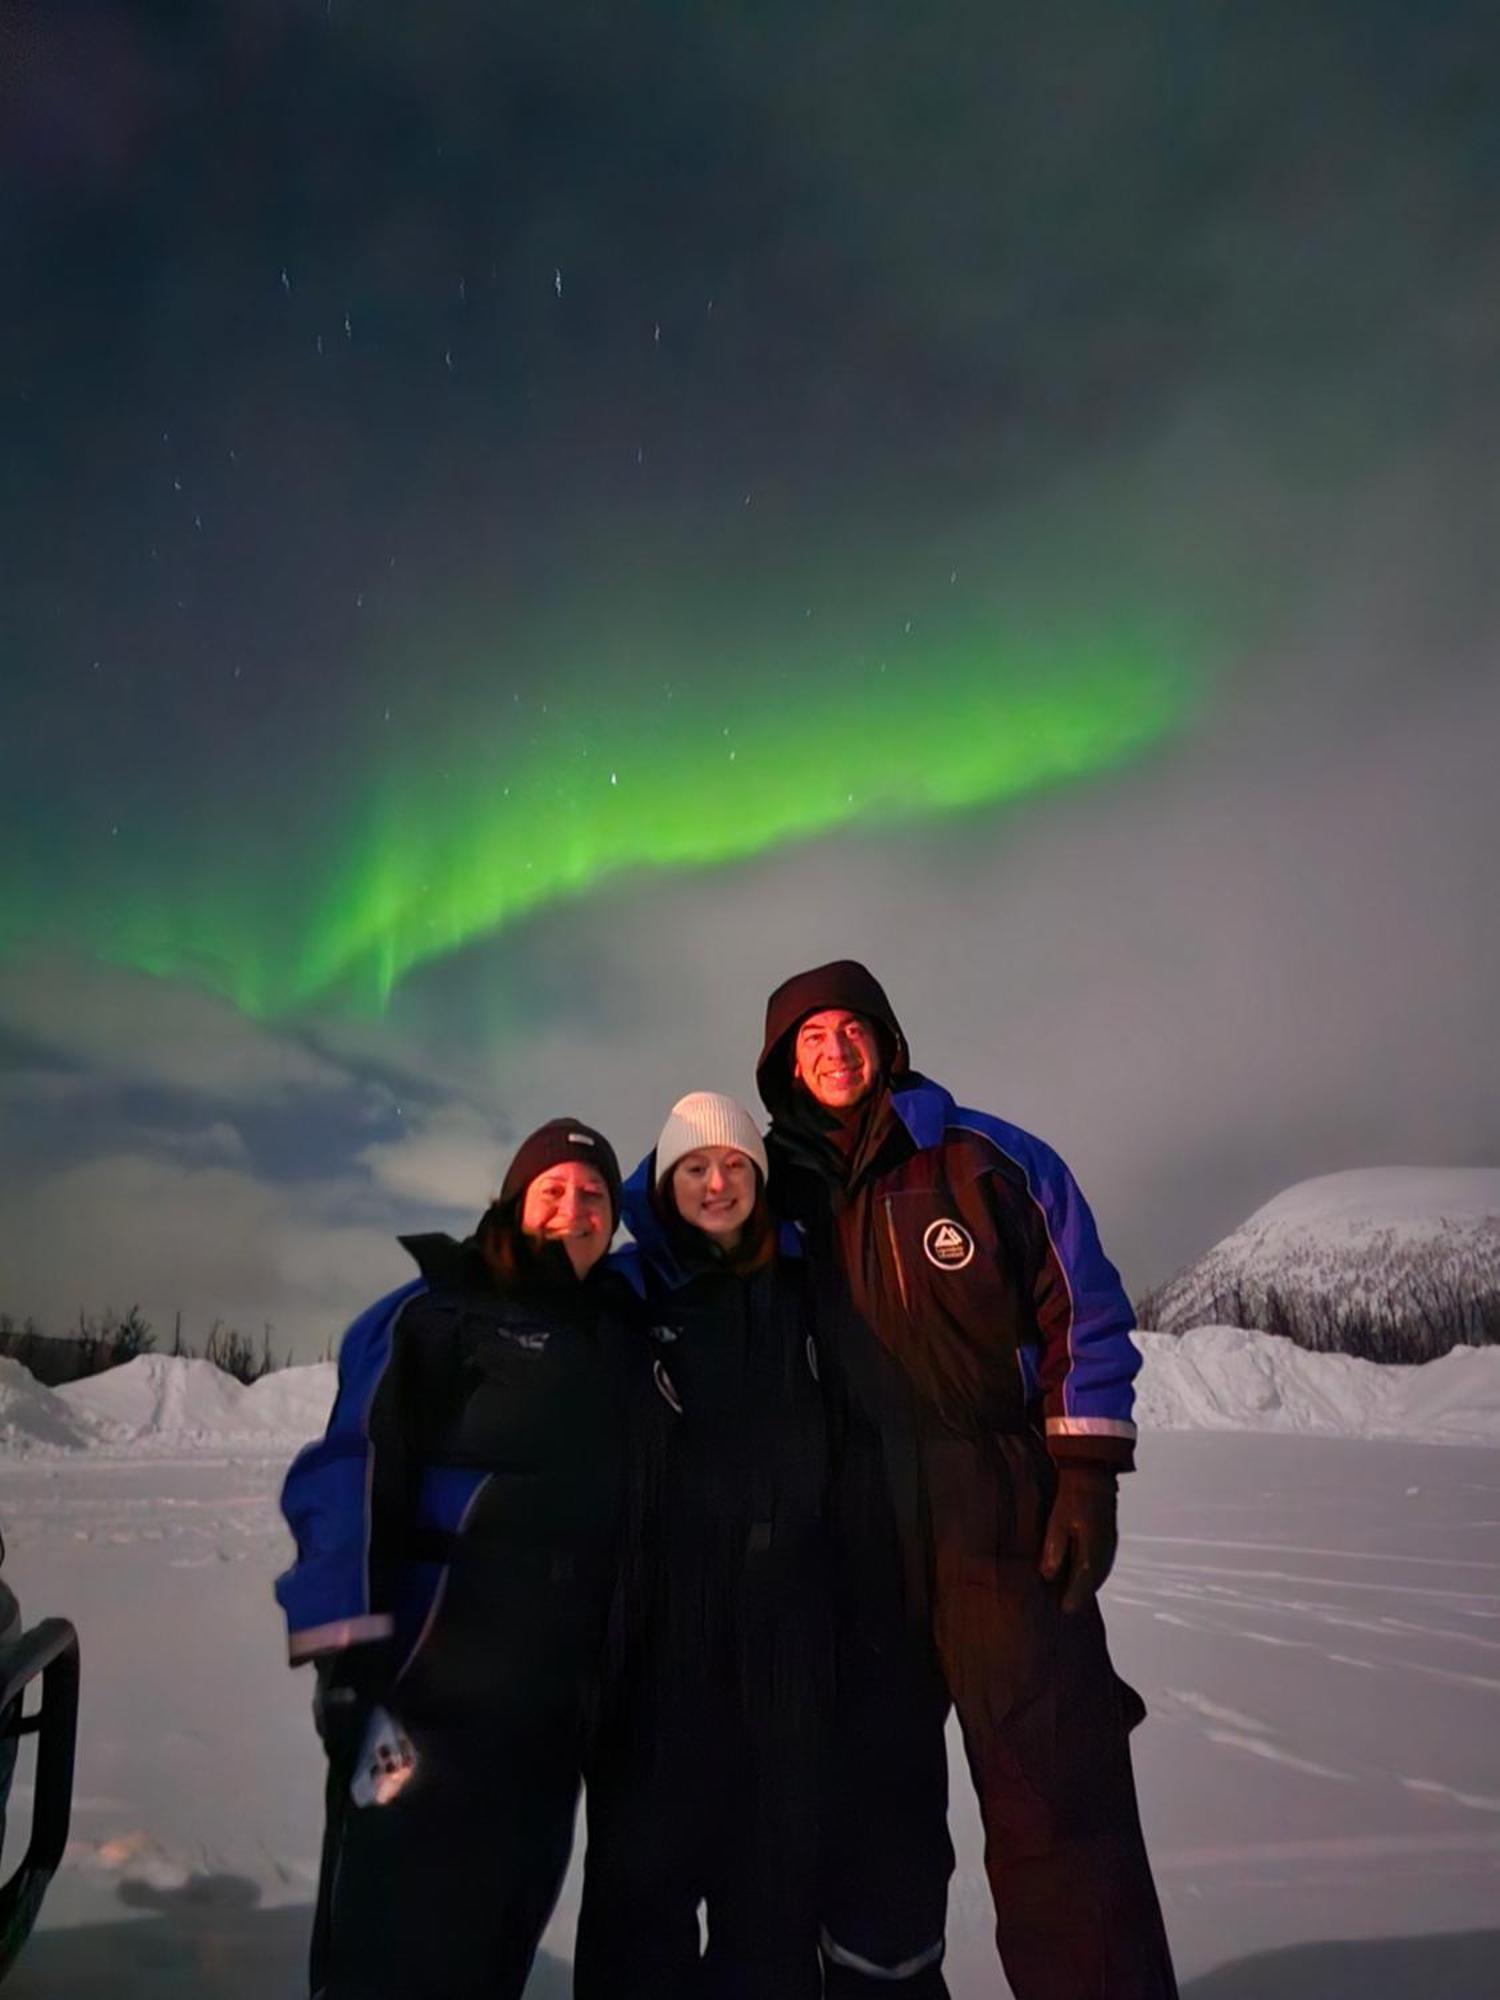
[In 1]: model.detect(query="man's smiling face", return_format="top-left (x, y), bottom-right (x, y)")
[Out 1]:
top-left (793, 1008), bottom-right (880, 1111)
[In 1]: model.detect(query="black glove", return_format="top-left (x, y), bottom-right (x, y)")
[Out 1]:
top-left (1039, 1463), bottom-right (1118, 1614)
top-left (312, 1642), bottom-right (394, 1770)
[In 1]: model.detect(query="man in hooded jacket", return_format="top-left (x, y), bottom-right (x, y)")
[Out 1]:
top-left (757, 961), bottom-right (1177, 2000)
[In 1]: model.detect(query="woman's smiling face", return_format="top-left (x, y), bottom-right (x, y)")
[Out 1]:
top-left (519, 1160), bottom-right (612, 1275)
top-left (670, 1146), bottom-right (757, 1245)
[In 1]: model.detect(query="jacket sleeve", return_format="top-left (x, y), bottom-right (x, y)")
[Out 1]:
top-left (1017, 1141), bottom-right (1141, 1472)
top-left (273, 1279), bottom-right (426, 1664)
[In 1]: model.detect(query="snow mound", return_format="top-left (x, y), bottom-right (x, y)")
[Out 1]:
top-left (1137, 1325), bottom-right (1500, 1443)
top-left (239, 1360), bottom-right (338, 1438)
top-left (13, 1327), bottom-right (1500, 1456)
top-left (58, 1355), bottom-right (337, 1451)
top-left (1139, 1167), bottom-right (1500, 1361)
top-left (0, 1354), bottom-right (111, 1453)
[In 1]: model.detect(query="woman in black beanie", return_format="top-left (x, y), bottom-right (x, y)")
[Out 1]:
top-left (277, 1118), bottom-right (637, 2000)
top-left (575, 1092), bottom-right (831, 2000)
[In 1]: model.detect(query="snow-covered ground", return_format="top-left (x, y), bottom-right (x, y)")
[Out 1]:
top-left (2, 1343), bottom-right (1498, 1998)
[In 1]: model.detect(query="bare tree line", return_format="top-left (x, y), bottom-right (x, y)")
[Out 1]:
top-left (0, 1307), bottom-right (298, 1388)
top-left (1138, 1226), bottom-right (1500, 1364)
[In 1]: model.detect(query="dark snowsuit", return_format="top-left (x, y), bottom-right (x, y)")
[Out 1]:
top-left (758, 966), bottom-right (1177, 2000)
top-left (276, 1232), bottom-right (637, 2000)
top-left (574, 1162), bottom-right (831, 2000)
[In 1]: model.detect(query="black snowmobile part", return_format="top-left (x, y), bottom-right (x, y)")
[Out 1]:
top-left (0, 1618), bottom-right (80, 1984)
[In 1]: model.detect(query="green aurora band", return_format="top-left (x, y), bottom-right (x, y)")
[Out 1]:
top-left (8, 614), bottom-right (1204, 1018)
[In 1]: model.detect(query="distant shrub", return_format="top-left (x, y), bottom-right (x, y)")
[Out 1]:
top-left (0, 1309), bottom-right (286, 1386)
top-left (0, 1314), bottom-right (69, 1386)
top-left (201, 1320), bottom-right (280, 1385)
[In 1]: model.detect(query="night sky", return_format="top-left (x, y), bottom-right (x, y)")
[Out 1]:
top-left (4, 3), bottom-right (1498, 1355)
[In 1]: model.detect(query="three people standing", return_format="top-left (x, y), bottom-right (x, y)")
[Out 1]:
top-left (277, 962), bottom-right (1177, 1999)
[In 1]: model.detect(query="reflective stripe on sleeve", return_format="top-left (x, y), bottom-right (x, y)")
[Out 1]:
top-left (1046, 1415), bottom-right (1137, 1440)
top-left (287, 1612), bottom-right (395, 1663)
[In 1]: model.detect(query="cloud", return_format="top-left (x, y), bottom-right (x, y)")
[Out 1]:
top-left (0, 1066), bottom-right (106, 1112)
top-left (359, 1101), bottom-right (511, 1210)
top-left (0, 960), bottom-right (508, 1357)
top-left (0, 954), bottom-right (352, 1101)
top-left (410, 610), bottom-right (1499, 1298)
top-left (129, 1121), bottom-right (252, 1167)
top-left (0, 1149), bottom-right (413, 1363)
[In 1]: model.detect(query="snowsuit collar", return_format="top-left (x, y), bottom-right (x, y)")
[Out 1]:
top-left (398, 1227), bottom-right (599, 1307)
top-left (765, 1075), bottom-right (955, 1197)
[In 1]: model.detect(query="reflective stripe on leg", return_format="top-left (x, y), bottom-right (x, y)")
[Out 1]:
top-left (820, 1926), bottom-right (945, 1980)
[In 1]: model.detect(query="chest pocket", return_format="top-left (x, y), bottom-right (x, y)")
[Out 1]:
top-left (878, 1182), bottom-right (1031, 1349)
top-left (447, 1308), bottom-right (571, 1464)
top-left (458, 1308), bottom-right (552, 1376)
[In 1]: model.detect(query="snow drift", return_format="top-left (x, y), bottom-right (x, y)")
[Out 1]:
top-left (50, 1354), bottom-right (338, 1455)
top-left (0, 1356), bottom-right (107, 1452)
top-left (1136, 1326), bottom-right (1500, 1443)
top-left (2, 1332), bottom-right (1500, 1456)
top-left (1138, 1167), bottom-right (1500, 1361)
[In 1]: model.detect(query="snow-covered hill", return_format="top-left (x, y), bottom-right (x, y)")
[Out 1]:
top-left (1138, 1168), bottom-right (1500, 1361)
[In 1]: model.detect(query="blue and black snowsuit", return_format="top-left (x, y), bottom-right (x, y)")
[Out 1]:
top-left (275, 1230), bottom-right (637, 2000)
top-left (574, 1158), bottom-right (832, 2000)
top-left (758, 965), bottom-right (1177, 2000)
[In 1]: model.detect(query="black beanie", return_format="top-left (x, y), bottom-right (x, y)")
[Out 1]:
top-left (496, 1118), bottom-right (622, 1228)
top-left (755, 959), bottom-right (910, 1115)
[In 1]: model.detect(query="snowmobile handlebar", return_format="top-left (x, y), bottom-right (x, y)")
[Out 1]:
top-left (0, 1617), bottom-right (80, 1982)
top-left (0, 1618), bottom-right (79, 1720)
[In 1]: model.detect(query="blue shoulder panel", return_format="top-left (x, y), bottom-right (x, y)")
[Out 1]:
top-left (890, 1077), bottom-right (956, 1150)
top-left (605, 1242), bottom-right (649, 1298)
top-left (923, 1092), bottom-right (1140, 1444)
top-left (619, 1151), bottom-right (692, 1289)
top-left (273, 1277), bottom-right (425, 1662)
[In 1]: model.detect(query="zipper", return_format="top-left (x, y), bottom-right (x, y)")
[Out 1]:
top-left (882, 1196), bottom-right (912, 1316)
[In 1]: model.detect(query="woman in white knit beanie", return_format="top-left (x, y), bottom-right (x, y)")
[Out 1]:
top-left (651, 1089), bottom-right (770, 1260)
top-left (576, 1090), bottom-right (829, 2000)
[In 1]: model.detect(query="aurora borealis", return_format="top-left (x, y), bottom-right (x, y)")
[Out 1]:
top-left (3, 2), bottom-right (1498, 1353)
top-left (8, 600), bottom-right (1199, 1016)
top-left (313, 623), bottom-right (1192, 1017)
top-left (0, 3), bottom-right (1242, 1021)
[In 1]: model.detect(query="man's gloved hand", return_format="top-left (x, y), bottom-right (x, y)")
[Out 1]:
top-left (312, 1642), bottom-right (394, 1771)
top-left (1039, 1463), bottom-right (1119, 1614)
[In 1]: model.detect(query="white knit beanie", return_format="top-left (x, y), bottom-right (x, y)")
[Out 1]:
top-left (653, 1091), bottom-right (769, 1189)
